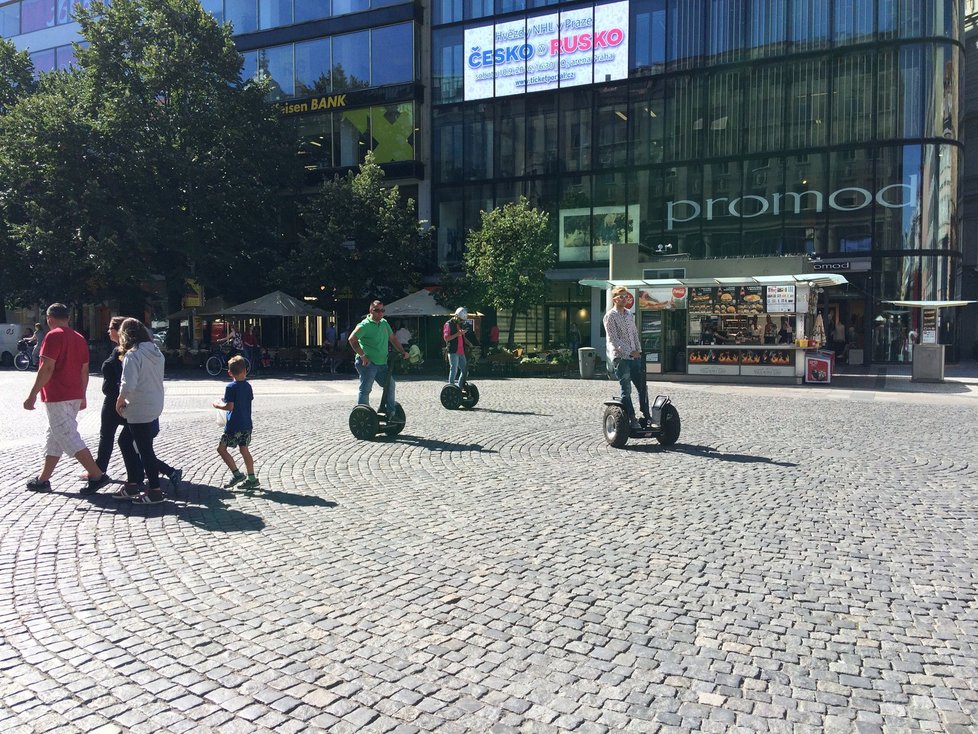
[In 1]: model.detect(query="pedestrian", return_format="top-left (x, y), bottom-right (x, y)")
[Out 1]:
top-left (202, 320), bottom-right (212, 348)
top-left (443, 307), bottom-right (476, 387)
top-left (23, 303), bottom-right (112, 495)
top-left (242, 326), bottom-right (260, 370)
top-left (113, 318), bottom-right (168, 504)
top-left (30, 320), bottom-right (46, 365)
top-left (763, 315), bottom-right (777, 344)
top-left (90, 316), bottom-right (181, 492)
top-left (395, 321), bottom-right (413, 348)
top-left (778, 318), bottom-right (794, 344)
top-left (569, 322), bottom-right (581, 353)
top-left (488, 323), bottom-right (500, 349)
top-left (349, 301), bottom-right (409, 415)
top-left (213, 355), bottom-right (259, 489)
top-left (323, 322), bottom-right (337, 351)
top-left (603, 286), bottom-right (649, 431)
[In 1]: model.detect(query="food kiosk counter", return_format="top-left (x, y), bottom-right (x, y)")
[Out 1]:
top-left (686, 344), bottom-right (805, 380)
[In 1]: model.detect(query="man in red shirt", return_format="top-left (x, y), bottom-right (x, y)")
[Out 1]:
top-left (23, 303), bottom-right (113, 495)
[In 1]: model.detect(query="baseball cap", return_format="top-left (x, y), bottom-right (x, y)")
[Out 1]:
top-left (455, 307), bottom-right (468, 320)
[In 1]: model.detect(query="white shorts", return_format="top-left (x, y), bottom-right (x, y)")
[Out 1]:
top-left (44, 400), bottom-right (86, 458)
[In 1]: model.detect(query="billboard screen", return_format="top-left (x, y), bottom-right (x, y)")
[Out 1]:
top-left (463, 1), bottom-right (629, 101)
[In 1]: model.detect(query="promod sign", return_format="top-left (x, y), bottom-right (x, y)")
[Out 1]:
top-left (464, 1), bottom-right (629, 101)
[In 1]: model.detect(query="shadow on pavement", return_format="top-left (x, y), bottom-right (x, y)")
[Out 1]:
top-left (623, 442), bottom-right (797, 466)
top-left (472, 408), bottom-right (551, 417)
top-left (240, 487), bottom-right (338, 507)
top-left (380, 434), bottom-right (499, 454)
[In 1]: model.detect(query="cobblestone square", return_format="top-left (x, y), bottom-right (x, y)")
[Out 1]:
top-left (1, 370), bottom-right (977, 733)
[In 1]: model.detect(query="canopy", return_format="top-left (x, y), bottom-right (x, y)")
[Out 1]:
top-left (882, 300), bottom-right (975, 308)
top-left (167, 296), bottom-right (231, 321)
top-left (580, 273), bottom-right (848, 289)
top-left (203, 290), bottom-right (329, 317)
top-left (384, 289), bottom-right (453, 317)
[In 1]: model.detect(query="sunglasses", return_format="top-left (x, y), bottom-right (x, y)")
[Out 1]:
top-left (371, 307), bottom-right (385, 312)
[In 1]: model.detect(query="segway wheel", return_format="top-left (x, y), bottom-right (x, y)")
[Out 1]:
top-left (460, 383), bottom-right (480, 409)
top-left (440, 384), bottom-right (462, 410)
top-left (205, 355), bottom-right (223, 376)
top-left (14, 352), bottom-right (31, 371)
top-left (349, 405), bottom-right (379, 440)
top-left (603, 405), bottom-right (629, 448)
top-left (657, 404), bottom-right (681, 446)
top-left (384, 403), bottom-right (406, 436)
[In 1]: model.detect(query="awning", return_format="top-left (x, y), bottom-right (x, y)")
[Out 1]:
top-left (580, 273), bottom-right (848, 289)
top-left (882, 300), bottom-right (975, 308)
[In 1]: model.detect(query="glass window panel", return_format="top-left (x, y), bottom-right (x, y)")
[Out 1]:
top-left (702, 160), bottom-right (743, 257)
top-left (497, 0), bottom-right (525, 15)
top-left (789, 0), bottom-right (830, 51)
top-left (494, 179), bottom-right (524, 209)
top-left (665, 75), bottom-right (704, 161)
top-left (558, 89), bottom-right (592, 173)
top-left (926, 43), bottom-right (957, 140)
top-left (782, 152), bottom-right (828, 254)
top-left (432, 0), bottom-right (462, 24)
top-left (338, 109), bottom-right (370, 166)
top-left (30, 48), bottom-right (56, 76)
top-left (558, 175), bottom-right (592, 262)
top-left (1, 3), bottom-right (21, 38)
top-left (332, 31), bottom-right (370, 91)
top-left (875, 144), bottom-right (921, 251)
top-left (833, 0), bottom-right (874, 44)
top-left (748, 0), bottom-right (787, 57)
top-left (201, 0), bottom-right (224, 24)
top-left (435, 186), bottom-right (464, 263)
top-left (433, 106), bottom-right (463, 183)
top-left (241, 50), bottom-right (258, 82)
top-left (871, 256), bottom-right (917, 361)
top-left (827, 148), bottom-right (875, 255)
top-left (463, 0), bottom-right (492, 21)
top-left (295, 38), bottom-right (330, 96)
top-left (630, 0), bottom-right (666, 75)
top-left (495, 97), bottom-right (526, 178)
top-left (785, 58), bottom-right (827, 149)
top-left (667, 0), bottom-right (704, 70)
top-left (296, 113), bottom-right (334, 171)
top-left (595, 87), bottom-right (628, 170)
top-left (260, 45), bottom-right (294, 100)
top-left (921, 143), bottom-right (958, 253)
top-left (464, 102), bottom-right (493, 180)
top-left (629, 78), bottom-right (664, 165)
top-left (370, 103), bottom-right (415, 162)
top-left (57, 0), bottom-right (70, 25)
top-left (294, 0), bottom-right (327, 24)
top-left (658, 164), bottom-right (704, 258)
top-left (526, 93), bottom-right (557, 175)
top-left (333, 0), bottom-right (369, 14)
top-left (708, 0), bottom-right (746, 63)
top-left (897, 44), bottom-right (925, 138)
top-left (831, 51), bottom-right (874, 144)
top-left (259, 0), bottom-right (292, 30)
top-left (225, 0), bottom-right (257, 34)
top-left (56, 44), bottom-right (76, 70)
top-left (746, 63), bottom-right (784, 153)
top-left (432, 27), bottom-right (463, 104)
top-left (21, 0), bottom-right (55, 32)
top-left (371, 23), bottom-right (413, 86)
top-left (897, 0), bottom-right (925, 37)
top-left (742, 156), bottom-right (786, 255)
top-left (707, 69), bottom-right (741, 158)
top-left (463, 183), bottom-right (493, 248)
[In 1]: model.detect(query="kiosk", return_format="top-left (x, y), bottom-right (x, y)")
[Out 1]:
top-left (882, 300), bottom-right (975, 383)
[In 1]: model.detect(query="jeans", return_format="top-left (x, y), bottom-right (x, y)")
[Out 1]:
top-left (613, 357), bottom-right (650, 421)
top-left (117, 418), bottom-right (174, 484)
top-left (355, 357), bottom-right (396, 413)
top-left (118, 421), bottom-right (160, 489)
top-left (96, 395), bottom-right (125, 472)
top-left (448, 352), bottom-right (467, 387)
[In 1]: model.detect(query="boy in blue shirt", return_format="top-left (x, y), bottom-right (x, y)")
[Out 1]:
top-left (212, 355), bottom-right (258, 489)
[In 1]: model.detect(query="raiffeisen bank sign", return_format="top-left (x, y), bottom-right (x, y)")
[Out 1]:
top-left (464, 1), bottom-right (629, 101)
top-left (666, 176), bottom-right (919, 230)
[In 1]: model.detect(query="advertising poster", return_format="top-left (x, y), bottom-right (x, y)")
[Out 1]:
top-left (766, 285), bottom-right (796, 313)
top-left (805, 353), bottom-right (832, 383)
top-left (737, 286), bottom-right (764, 315)
top-left (716, 286), bottom-right (738, 315)
top-left (688, 288), bottom-right (715, 316)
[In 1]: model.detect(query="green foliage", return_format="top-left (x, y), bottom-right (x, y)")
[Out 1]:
top-left (0, 40), bottom-right (34, 116)
top-left (285, 151), bottom-right (432, 305)
top-left (464, 197), bottom-right (554, 347)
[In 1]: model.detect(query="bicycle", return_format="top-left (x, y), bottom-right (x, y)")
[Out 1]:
top-left (14, 338), bottom-right (36, 371)
top-left (205, 348), bottom-right (250, 377)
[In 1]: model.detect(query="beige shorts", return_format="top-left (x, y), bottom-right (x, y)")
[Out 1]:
top-left (44, 400), bottom-right (86, 458)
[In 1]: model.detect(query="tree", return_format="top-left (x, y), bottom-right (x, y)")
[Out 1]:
top-left (284, 151), bottom-right (432, 310)
top-left (464, 197), bottom-right (554, 348)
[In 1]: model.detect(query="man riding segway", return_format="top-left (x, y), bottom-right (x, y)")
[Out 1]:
top-left (348, 300), bottom-right (410, 439)
top-left (440, 307), bottom-right (480, 410)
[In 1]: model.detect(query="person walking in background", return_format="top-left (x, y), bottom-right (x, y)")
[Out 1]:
top-left (113, 318), bottom-right (168, 504)
top-left (30, 320), bottom-right (46, 366)
top-left (213, 355), bottom-right (259, 489)
top-left (349, 301), bottom-right (409, 415)
top-left (23, 303), bottom-right (112, 495)
top-left (569, 322), bottom-right (581, 353)
top-left (323, 322), bottom-right (337, 351)
top-left (603, 287), bottom-right (649, 431)
top-left (488, 323), bottom-right (500, 349)
top-left (242, 326), bottom-right (260, 371)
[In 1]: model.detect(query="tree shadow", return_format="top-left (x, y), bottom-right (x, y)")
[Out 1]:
top-left (378, 434), bottom-right (499, 454)
top-left (622, 442), bottom-right (797, 467)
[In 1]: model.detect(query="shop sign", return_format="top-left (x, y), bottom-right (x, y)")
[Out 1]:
top-left (766, 285), bottom-right (796, 313)
top-left (812, 260), bottom-right (871, 272)
top-left (921, 309), bottom-right (938, 344)
top-left (688, 287), bottom-right (716, 316)
top-left (182, 278), bottom-right (203, 308)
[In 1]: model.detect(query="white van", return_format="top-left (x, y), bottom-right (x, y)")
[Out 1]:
top-left (0, 323), bottom-right (25, 367)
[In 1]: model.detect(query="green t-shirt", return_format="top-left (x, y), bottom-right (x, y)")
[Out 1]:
top-left (353, 316), bottom-right (393, 364)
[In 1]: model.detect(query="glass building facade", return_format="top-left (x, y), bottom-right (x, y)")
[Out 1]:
top-left (431, 0), bottom-right (964, 361)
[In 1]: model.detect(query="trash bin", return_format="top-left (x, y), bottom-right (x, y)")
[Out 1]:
top-left (578, 347), bottom-right (596, 379)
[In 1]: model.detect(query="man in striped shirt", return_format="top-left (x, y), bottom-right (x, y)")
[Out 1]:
top-left (603, 286), bottom-right (649, 430)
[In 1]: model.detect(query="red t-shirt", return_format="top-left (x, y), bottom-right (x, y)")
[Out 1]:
top-left (39, 326), bottom-right (90, 403)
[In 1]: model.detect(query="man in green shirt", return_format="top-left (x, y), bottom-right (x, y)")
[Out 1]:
top-left (348, 300), bottom-right (409, 414)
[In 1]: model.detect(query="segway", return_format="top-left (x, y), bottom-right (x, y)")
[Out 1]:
top-left (440, 380), bottom-right (480, 410)
top-left (349, 356), bottom-right (406, 440)
top-left (602, 360), bottom-right (680, 448)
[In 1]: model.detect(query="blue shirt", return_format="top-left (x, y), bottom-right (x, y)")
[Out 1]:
top-left (223, 379), bottom-right (253, 433)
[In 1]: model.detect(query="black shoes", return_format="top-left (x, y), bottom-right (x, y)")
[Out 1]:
top-left (80, 473), bottom-right (113, 496)
top-left (169, 468), bottom-right (183, 493)
top-left (26, 478), bottom-right (51, 492)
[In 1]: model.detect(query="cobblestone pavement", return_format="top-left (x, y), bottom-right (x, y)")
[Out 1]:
top-left (1, 370), bottom-right (977, 733)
